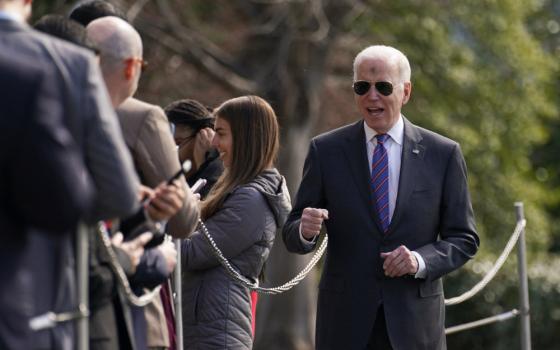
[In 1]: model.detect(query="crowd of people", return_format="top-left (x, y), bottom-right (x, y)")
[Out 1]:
top-left (1, 0), bottom-right (480, 349)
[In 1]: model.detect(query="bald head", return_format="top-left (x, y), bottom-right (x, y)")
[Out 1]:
top-left (353, 45), bottom-right (411, 83)
top-left (86, 16), bottom-right (143, 106)
top-left (87, 16), bottom-right (142, 73)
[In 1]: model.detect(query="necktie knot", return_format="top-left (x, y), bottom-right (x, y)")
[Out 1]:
top-left (375, 134), bottom-right (388, 144)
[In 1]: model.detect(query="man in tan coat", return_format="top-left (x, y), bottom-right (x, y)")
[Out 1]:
top-left (87, 16), bottom-right (199, 349)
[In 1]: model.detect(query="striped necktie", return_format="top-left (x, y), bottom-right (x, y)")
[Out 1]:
top-left (371, 134), bottom-right (390, 232)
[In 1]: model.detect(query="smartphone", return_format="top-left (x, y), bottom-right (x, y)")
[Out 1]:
top-left (191, 178), bottom-right (207, 194)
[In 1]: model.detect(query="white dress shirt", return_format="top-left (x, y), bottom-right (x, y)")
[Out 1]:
top-left (364, 116), bottom-right (426, 278)
top-left (300, 116), bottom-right (426, 278)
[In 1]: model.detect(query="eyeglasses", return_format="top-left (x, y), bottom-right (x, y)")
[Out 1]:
top-left (124, 57), bottom-right (148, 72)
top-left (352, 80), bottom-right (394, 96)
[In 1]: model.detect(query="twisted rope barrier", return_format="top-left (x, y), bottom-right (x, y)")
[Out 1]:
top-left (199, 219), bottom-right (328, 295)
top-left (445, 219), bottom-right (527, 306)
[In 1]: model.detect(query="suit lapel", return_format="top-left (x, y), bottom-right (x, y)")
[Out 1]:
top-left (341, 120), bottom-right (384, 233)
top-left (387, 117), bottom-right (424, 234)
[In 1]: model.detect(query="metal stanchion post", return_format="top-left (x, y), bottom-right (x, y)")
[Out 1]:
top-left (515, 202), bottom-right (531, 350)
top-left (76, 223), bottom-right (89, 350)
top-left (174, 239), bottom-right (183, 350)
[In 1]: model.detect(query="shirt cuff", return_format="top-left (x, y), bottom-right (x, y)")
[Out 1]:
top-left (299, 222), bottom-right (317, 248)
top-left (411, 251), bottom-right (427, 279)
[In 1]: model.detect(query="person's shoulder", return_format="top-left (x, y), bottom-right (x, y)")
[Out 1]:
top-left (118, 98), bottom-right (165, 120)
top-left (312, 120), bottom-right (362, 146)
top-left (5, 25), bottom-right (95, 68)
top-left (408, 120), bottom-right (459, 149)
top-left (36, 30), bottom-right (95, 65)
top-left (226, 185), bottom-right (268, 211)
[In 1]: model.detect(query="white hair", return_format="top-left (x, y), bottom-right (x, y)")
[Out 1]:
top-left (353, 45), bottom-right (411, 82)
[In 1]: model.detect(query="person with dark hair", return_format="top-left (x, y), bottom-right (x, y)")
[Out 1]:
top-left (0, 46), bottom-right (93, 350)
top-left (34, 14), bottom-right (98, 53)
top-left (165, 99), bottom-right (224, 198)
top-left (181, 95), bottom-right (291, 349)
top-left (69, 0), bottom-right (126, 26)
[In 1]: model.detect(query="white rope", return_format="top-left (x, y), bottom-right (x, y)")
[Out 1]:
top-left (97, 224), bottom-right (161, 307)
top-left (199, 217), bottom-right (526, 301)
top-left (198, 219), bottom-right (328, 295)
top-left (444, 219), bottom-right (527, 306)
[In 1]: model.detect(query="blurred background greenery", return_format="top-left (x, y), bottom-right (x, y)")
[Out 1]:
top-left (35, 0), bottom-right (560, 349)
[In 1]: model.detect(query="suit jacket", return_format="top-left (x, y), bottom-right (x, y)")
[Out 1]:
top-left (0, 49), bottom-right (93, 349)
top-left (117, 97), bottom-right (201, 348)
top-left (0, 19), bottom-right (140, 222)
top-left (283, 118), bottom-right (479, 350)
top-left (117, 97), bottom-right (200, 237)
top-left (0, 19), bottom-right (141, 349)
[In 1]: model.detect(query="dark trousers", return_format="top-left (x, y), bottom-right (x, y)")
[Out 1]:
top-left (366, 305), bottom-right (393, 350)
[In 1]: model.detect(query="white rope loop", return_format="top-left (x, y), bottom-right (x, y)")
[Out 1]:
top-left (198, 219), bottom-right (328, 295)
top-left (97, 224), bottom-right (162, 307)
top-left (200, 217), bottom-right (527, 301)
top-left (444, 219), bottom-right (527, 306)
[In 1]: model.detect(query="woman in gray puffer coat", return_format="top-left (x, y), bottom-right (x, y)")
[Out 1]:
top-left (181, 96), bottom-right (291, 349)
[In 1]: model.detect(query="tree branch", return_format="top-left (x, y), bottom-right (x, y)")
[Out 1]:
top-left (137, 21), bottom-right (257, 94)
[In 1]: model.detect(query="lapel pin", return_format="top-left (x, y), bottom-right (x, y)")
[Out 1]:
top-left (412, 149), bottom-right (420, 154)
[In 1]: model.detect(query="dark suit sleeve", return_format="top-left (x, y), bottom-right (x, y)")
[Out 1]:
top-left (415, 144), bottom-right (480, 281)
top-left (11, 65), bottom-right (92, 231)
top-left (282, 139), bottom-right (325, 254)
top-left (130, 249), bottom-right (169, 289)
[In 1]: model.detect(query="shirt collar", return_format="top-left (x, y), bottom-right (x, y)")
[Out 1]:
top-left (363, 114), bottom-right (404, 146)
top-left (0, 10), bottom-right (25, 23)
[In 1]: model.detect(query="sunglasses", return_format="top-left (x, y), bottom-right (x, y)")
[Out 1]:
top-left (352, 80), bottom-right (394, 96)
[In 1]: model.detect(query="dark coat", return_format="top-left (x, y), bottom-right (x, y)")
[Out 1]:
top-left (187, 149), bottom-right (224, 199)
top-left (0, 19), bottom-right (140, 349)
top-left (283, 118), bottom-right (479, 350)
top-left (0, 48), bottom-right (92, 349)
top-left (181, 169), bottom-right (291, 349)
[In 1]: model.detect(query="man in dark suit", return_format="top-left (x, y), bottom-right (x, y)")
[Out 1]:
top-left (0, 50), bottom-right (93, 349)
top-left (0, 0), bottom-right (142, 348)
top-left (283, 45), bottom-right (480, 349)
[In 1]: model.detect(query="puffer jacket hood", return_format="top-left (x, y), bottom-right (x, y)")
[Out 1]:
top-left (245, 168), bottom-right (291, 228)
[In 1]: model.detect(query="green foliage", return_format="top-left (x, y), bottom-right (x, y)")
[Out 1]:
top-left (353, 0), bottom-right (559, 348)
top-left (32, 0), bottom-right (560, 347)
top-left (445, 257), bottom-right (560, 349)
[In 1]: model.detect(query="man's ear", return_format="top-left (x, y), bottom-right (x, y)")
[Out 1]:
top-left (402, 81), bottom-right (412, 105)
top-left (124, 59), bottom-right (135, 80)
top-left (23, 0), bottom-right (33, 20)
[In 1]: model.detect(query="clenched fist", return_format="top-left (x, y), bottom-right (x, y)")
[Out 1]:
top-left (300, 207), bottom-right (329, 240)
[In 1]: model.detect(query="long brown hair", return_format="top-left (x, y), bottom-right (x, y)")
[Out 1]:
top-left (201, 95), bottom-right (279, 219)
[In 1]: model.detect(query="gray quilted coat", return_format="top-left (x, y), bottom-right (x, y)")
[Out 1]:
top-left (181, 169), bottom-right (291, 349)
